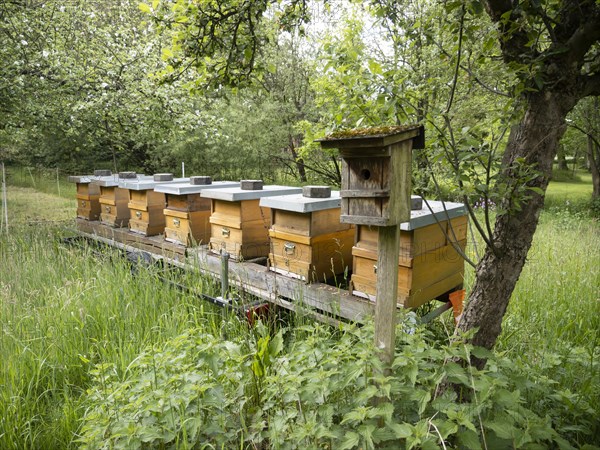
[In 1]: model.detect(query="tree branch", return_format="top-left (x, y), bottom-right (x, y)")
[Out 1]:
top-left (483, 0), bottom-right (532, 64)
top-left (565, 10), bottom-right (600, 66)
top-left (580, 73), bottom-right (600, 98)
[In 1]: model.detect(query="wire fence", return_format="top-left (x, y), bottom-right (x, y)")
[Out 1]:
top-left (2, 164), bottom-right (76, 199)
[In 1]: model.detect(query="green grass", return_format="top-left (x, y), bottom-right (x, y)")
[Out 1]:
top-left (546, 170), bottom-right (593, 206)
top-left (0, 187), bottom-right (231, 448)
top-left (0, 226), bottom-right (230, 448)
top-left (458, 171), bottom-right (599, 426)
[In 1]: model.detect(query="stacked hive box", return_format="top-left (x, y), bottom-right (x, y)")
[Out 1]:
top-left (68, 170), bottom-right (113, 220)
top-left (97, 172), bottom-right (149, 227)
top-left (261, 186), bottom-right (354, 282)
top-left (120, 173), bottom-right (188, 236)
top-left (201, 180), bottom-right (302, 260)
top-left (155, 177), bottom-right (239, 246)
top-left (351, 199), bottom-right (468, 308)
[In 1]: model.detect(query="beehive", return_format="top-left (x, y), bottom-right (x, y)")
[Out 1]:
top-left (68, 171), bottom-right (113, 220)
top-left (350, 200), bottom-right (468, 308)
top-left (261, 186), bottom-right (354, 282)
top-left (201, 181), bottom-right (302, 260)
top-left (120, 173), bottom-right (188, 236)
top-left (96, 172), bottom-right (149, 227)
top-left (155, 177), bottom-right (239, 246)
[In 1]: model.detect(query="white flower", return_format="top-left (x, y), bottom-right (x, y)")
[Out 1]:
top-left (42, 50), bottom-right (49, 58)
top-left (21, 40), bottom-right (28, 46)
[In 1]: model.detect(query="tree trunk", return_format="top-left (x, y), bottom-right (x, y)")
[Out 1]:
top-left (288, 135), bottom-right (307, 183)
top-left (458, 92), bottom-right (577, 366)
top-left (588, 135), bottom-right (600, 199)
top-left (557, 145), bottom-right (569, 170)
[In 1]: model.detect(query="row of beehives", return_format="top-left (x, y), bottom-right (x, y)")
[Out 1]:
top-left (69, 170), bottom-right (467, 308)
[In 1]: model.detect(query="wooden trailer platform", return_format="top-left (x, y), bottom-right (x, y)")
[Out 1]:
top-left (75, 218), bottom-right (375, 322)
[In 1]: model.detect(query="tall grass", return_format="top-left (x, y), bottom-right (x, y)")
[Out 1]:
top-left (0, 224), bottom-right (230, 448)
top-left (459, 193), bottom-right (599, 420)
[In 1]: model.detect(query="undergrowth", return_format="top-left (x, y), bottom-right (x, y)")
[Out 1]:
top-left (78, 320), bottom-right (599, 449)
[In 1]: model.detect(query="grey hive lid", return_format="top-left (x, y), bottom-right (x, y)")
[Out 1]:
top-left (200, 185), bottom-right (302, 201)
top-left (68, 175), bottom-right (92, 184)
top-left (155, 180), bottom-right (239, 195)
top-left (119, 177), bottom-right (189, 191)
top-left (260, 191), bottom-right (341, 213)
top-left (68, 174), bottom-right (115, 185)
top-left (401, 200), bottom-right (466, 230)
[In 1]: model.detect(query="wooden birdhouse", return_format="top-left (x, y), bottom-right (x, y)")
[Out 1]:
top-left (155, 177), bottom-right (239, 246)
top-left (351, 198), bottom-right (468, 308)
top-left (261, 186), bottom-right (354, 282)
top-left (120, 173), bottom-right (188, 236)
top-left (318, 125), bottom-right (424, 226)
top-left (201, 181), bottom-right (302, 261)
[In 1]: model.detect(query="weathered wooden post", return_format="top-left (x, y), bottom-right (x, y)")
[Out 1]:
top-left (318, 125), bottom-right (424, 366)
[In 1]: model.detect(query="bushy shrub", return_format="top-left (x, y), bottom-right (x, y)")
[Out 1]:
top-left (78, 319), bottom-right (598, 449)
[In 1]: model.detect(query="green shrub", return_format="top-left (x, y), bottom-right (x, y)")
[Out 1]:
top-left (78, 320), bottom-right (598, 449)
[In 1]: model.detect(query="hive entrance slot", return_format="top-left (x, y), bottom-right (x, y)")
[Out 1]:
top-left (360, 169), bottom-right (371, 180)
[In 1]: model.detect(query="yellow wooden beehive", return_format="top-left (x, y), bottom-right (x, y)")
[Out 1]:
top-left (202, 180), bottom-right (302, 260)
top-left (261, 186), bottom-right (354, 282)
top-left (96, 172), bottom-right (146, 227)
top-left (350, 199), bottom-right (468, 308)
top-left (68, 170), bottom-right (112, 220)
top-left (120, 173), bottom-right (188, 236)
top-left (155, 177), bottom-right (239, 246)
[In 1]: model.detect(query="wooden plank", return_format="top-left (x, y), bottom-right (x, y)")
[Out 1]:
top-left (271, 209), bottom-right (311, 236)
top-left (375, 225), bottom-right (401, 366)
top-left (310, 208), bottom-right (351, 236)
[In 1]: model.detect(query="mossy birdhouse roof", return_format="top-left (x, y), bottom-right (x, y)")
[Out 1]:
top-left (317, 124), bottom-right (424, 149)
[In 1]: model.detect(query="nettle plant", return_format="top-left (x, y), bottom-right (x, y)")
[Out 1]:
top-left (79, 318), bottom-right (596, 450)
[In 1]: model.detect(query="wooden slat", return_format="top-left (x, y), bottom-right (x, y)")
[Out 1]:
top-left (340, 190), bottom-right (390, 198)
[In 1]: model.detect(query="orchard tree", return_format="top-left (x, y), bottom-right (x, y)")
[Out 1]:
top-left (145, 0), bottom-right (600, 360)
top-left (0, 0), bottom-right (200, 172)
top-left (567, 97), bottom-right (600, 199)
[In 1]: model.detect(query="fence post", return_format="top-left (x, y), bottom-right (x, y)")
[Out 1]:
top-left (1, 162), bottom-right (8, 234)
top-left (56, 167), bottom-right (61, 197)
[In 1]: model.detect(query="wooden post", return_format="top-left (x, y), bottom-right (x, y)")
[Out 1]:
top-left (375, 225), bottom-right (401, 366)
top-left (317, 125), bottom-right (423, 368)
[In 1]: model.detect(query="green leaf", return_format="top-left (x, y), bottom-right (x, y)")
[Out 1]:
top-left (527, 186), bottom-right (544, 195)
top-left (338, 431), bottom-right (360, 449)
top-left (457, 429), bottom-right (483, 450)
top-left (486, 418), bottom-right (517, 440)
top-left (471, 346), bottom-right (494, 360)
top-left (268, 331), bottom-right (283, 358)
top-left (390, 422), bottom-right (413, 439)
top-left (138, 3), bottom-right (151, 13)
top-left (411, 389), bottom-right (431, 415)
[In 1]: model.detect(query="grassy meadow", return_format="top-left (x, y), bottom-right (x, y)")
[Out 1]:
top-left (0, 168), bottom-right (598, 449)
